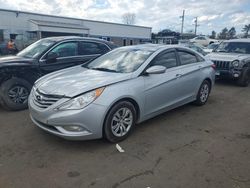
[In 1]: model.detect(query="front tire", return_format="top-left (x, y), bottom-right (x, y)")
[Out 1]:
top-left (194, 80), bottom-right (211, 106)
top-left (104, 101), bottom-right (136, 143)
top-left (237, 67), bottom-right (250, 87)
top-left (0, 78), bottom-right (32, 111)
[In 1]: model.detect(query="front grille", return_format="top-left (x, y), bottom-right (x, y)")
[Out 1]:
top-left (212, 60), bottom-right (231, 69)
top-left (33, 89), bottom-right (63, 109)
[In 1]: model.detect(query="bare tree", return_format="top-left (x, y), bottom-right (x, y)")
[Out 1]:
top-left (122, 13), bottom-right (136, 25)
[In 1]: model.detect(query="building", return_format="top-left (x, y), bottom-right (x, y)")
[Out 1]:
top-left (152, 36), bottom-right (179, 44)
top-left (0, 9), bottom-right (152, 50)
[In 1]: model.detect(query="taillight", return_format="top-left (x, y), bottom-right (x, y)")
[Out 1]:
top-left (211, 63), bottom-right (216, 70)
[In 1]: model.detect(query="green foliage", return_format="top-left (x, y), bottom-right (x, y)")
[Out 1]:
top-left (211, 31), bottom-right (216, 39)
top-left (242, 24), bottom-right (250, 38)
top-left (228, 27), bottom-right (236, 39)
top-left (218, 27), bottom-right (236, 39)
top-left (218, 28), bottom-right (228, 39)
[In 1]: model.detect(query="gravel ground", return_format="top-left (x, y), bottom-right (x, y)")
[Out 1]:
top-left (0, 81), bottom-right (250, 188)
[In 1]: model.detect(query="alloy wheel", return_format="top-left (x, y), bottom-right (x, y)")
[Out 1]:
top-left (8, 85), bottom-right (29, 104)
top-left (200, 83), bottom-right (209, 103)
top-left (111, 107), bottom-right (133, 137)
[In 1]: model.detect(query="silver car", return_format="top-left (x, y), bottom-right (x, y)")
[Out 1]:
top-left (29, 44), bottom-right (215, 142)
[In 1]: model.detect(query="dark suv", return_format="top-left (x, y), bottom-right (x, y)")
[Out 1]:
top-left (0, 36), bottom-right (116, 110)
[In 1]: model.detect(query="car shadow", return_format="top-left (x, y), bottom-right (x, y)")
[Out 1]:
top-left (215, 79), bottom-right (249, 87)
top-left (39, 103), bottom-right (195, 148)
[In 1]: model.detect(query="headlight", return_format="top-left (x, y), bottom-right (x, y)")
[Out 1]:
top-left (56, 87), bottom-right (105, 110)
top-left (231, 60), bottom-right (240, 67)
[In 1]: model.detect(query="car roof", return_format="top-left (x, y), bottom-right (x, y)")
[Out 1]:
top-left (41, 36), bottom-right (116, 46)
top-left (226, 38), bottom-right (250, 43)
top-left (117, 44), bottom-right (189, 53)
top-left (116, 44), bottom-right (203, 56)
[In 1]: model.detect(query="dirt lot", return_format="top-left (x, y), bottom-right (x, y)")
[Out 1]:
top-left (0, 81), bottom-right (250, 188)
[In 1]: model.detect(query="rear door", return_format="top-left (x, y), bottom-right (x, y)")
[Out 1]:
top-left (39, 41), bottom-right (82, 74)
top-left (78, 41), bottom-right (110, 65)
top-left (175, 49), bottom-right (204, 99)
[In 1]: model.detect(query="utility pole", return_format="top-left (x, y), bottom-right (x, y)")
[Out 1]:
top-left (194, 17), bottom-right (200, 35)
top-left (180, 10), bottom-right (185, 38)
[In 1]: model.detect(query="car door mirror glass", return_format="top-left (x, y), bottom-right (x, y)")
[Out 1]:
top-left (146, 65), bottom-right (166, 74)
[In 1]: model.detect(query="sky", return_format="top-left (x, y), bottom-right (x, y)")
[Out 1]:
top-left (0, 0), bottom-right (250, 35)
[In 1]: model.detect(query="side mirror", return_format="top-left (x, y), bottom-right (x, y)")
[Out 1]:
top-left (145, 65), bottom-right (166, 75)
top-left (46, 52), bottom-right (58, 61)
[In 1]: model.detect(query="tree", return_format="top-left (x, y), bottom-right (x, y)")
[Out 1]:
top-left (228, 27), bottom-right (236, 39)
top-left (122, 13), bottom-right (136, 25)
top-left (218, 28), bottom-right (228, 39)
top-left (210, 31), bottom-right (216, 39)
top-left (242, 24), bottom-right (250, 38)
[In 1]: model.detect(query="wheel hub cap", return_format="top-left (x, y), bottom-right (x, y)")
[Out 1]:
top-left (200, 84), bottom-right (209, 102)
top-left (8, 86), bottom-right (29, 104)
top-left (111, 107), bottom-right (133, 137)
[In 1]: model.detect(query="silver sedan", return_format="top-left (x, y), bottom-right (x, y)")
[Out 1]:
top-left (28, 44), bottom-right (215, 142)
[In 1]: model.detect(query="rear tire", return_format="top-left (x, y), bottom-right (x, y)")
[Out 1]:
top-left (194, 80), bottom-right (211, 106)
top-left (237, 67), bottom-right (250, 87)
top-left (0, 78), bottom-right (32, 111)
top-left (104, 101), bottom-right (136, 143)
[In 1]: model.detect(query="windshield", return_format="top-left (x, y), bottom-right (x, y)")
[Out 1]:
top-left (207, 43), bottom-right (218, 49)
top-left (83, 48), bottom-right (154, 73)
top-left (215, 42), bottom-right (250, 54)
top-left (17, 39), bottom-right (56, 58)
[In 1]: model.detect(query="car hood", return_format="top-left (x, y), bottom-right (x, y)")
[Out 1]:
top-left (35, 66), bottom-right (133, 97)
top-left (0, 55), bottom-right (33, 66)
top-left (206, 52), bottom-right (250, 61)
top-left (204, 49), bottom-right (213, 53)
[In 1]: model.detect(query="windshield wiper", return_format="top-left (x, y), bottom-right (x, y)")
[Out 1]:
top-left (217, 50), bottom-right (227, 52)
top-left (91, 67), bottom-right (118, 73)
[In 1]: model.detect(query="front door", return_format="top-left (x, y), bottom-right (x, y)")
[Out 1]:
top-left (39, 41), bottom-right (84, 75)
top-left (144, 50), bottom-right (184, 116)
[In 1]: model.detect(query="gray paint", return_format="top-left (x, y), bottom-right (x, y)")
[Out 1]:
top-left (29, 45), bottom-right (215, 140)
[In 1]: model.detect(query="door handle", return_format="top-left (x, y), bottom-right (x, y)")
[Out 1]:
top-left (198, 66), bottom-right (203, 70)
top-left (176, 74), bottom-right (182, 78)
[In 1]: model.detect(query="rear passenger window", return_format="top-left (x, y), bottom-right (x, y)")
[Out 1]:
top-left (178, 51), bottom-right (198, 65)
top-left (151, 51), bottom-right (177, 68)
top-left (79, 42), bottom-right (109, 55)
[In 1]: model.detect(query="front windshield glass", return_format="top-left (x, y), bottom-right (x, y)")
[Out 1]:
top-left (83, 48), bottom-right (154, 73)
top-left (17, 39), bottom-right (56, 58)
top-left (207, 43), bottom-right (218, 49)
top-left (215, 42), bottom-right (250, 54)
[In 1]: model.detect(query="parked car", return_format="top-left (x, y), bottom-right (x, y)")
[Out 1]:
top-left (204, 42), bottom-right (220, 53)
top-left (0, 36), bottom-right (116, 111)
top-left (206, 39), bottom-right (250, 86)
top-left (29, 44), bottom-right (215, 142)
top-left (190, 36), bottom-right (219, 46)
top-left (179, 42), bottom-right (207, 56)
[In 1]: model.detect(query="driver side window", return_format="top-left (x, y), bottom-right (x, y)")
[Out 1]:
top-left (151, 51), bottom-right (177, 69)
top-left (49, 42), bottom-right (78, 58)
